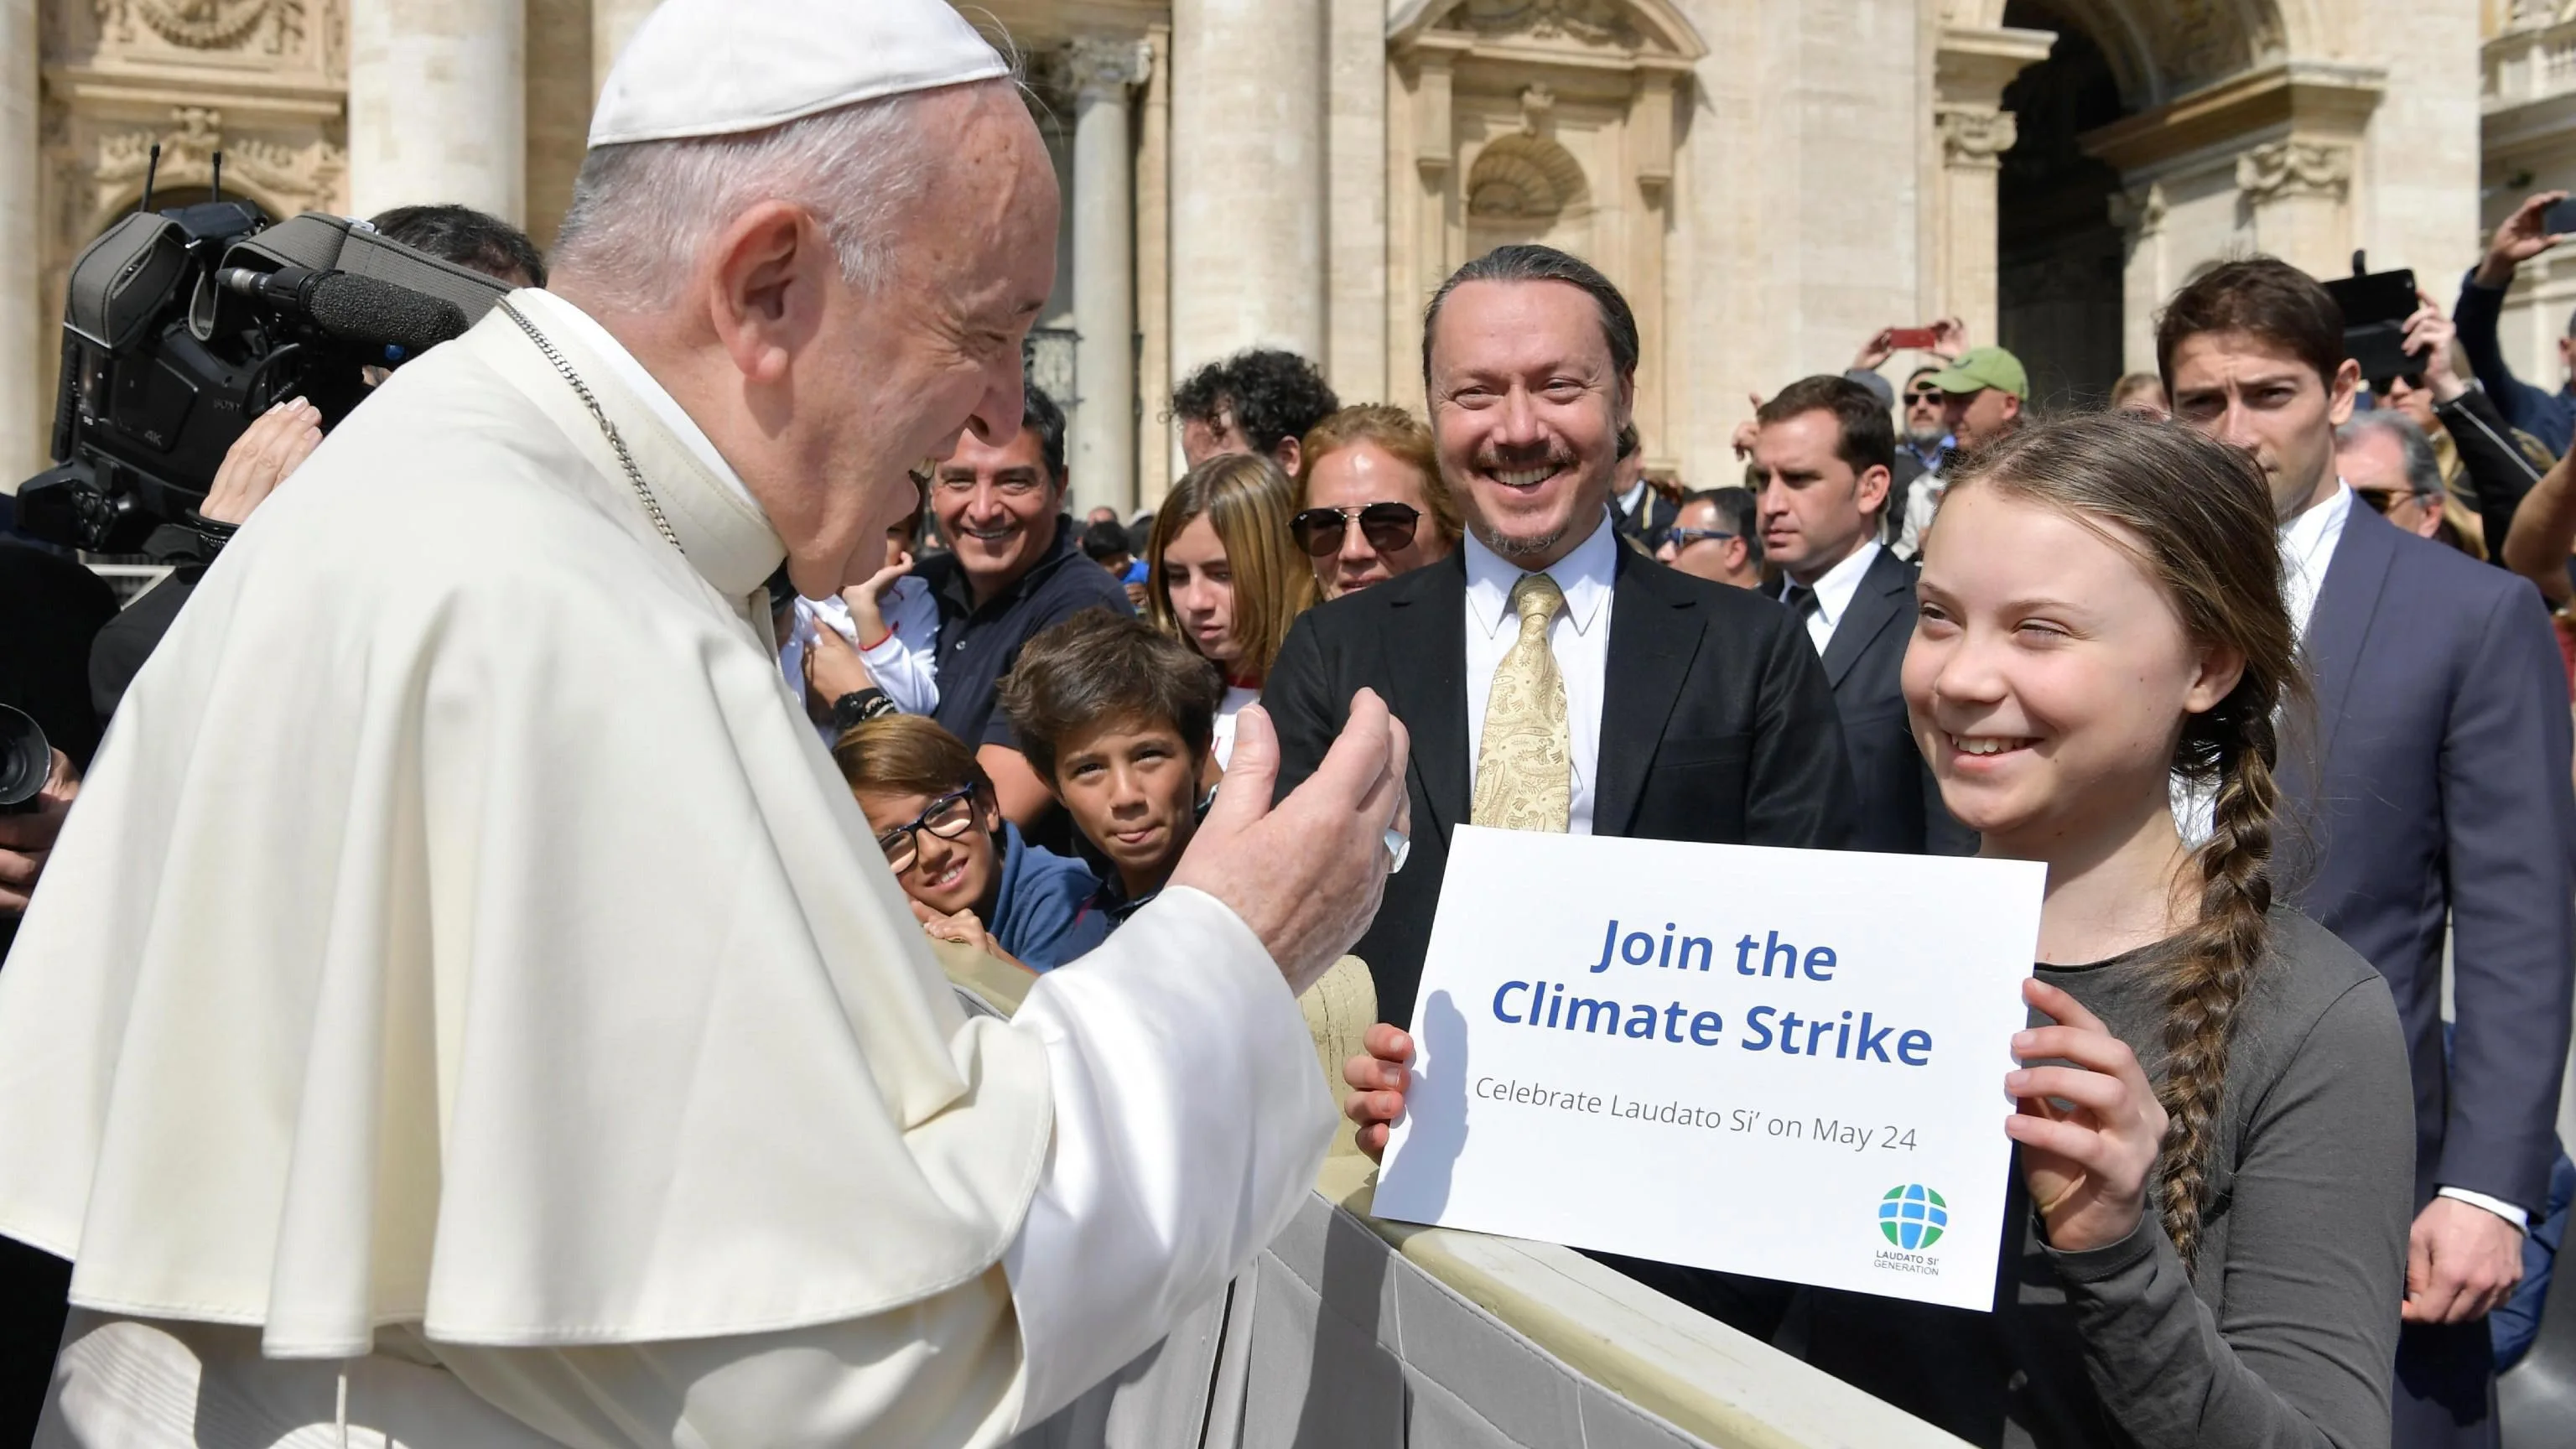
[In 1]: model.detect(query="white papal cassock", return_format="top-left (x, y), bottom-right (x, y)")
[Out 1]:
top-left (0, 288), bottom-right (1333, 1446)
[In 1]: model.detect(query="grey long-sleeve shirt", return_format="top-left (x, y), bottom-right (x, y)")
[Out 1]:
top-left (1800, 910), bottom-right (2414, 1448)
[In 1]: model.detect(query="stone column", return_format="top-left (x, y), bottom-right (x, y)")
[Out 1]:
top-left (1171, 0), bottom-right (1326, 378)
top-left (1932, 105), bottom-right (2016, 343)
top-left (592, 0), bottom-right (662, 101)
top-left (1135, 24), bottom-right (1175, 506)
top-left (2, 0), bottom-right (39, 483)
top-left (1068, 37), bottom-right (1150, 518)
top-left (349, 0), bottom-right (527, 224)
top-left (1324, 0), bottom-right (1386, 401)
top-left (1929, 23), bottom-right (2050, 344)
top-left (2110, 180), bottom-right (2168, 377)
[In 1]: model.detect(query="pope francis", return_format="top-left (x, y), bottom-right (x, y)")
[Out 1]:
top-left (0, 3), bottom-right (1414, 1444)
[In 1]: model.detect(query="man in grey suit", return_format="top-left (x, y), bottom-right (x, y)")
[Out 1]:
top-left (2163, 257), bottom-right (2576, 1449)
top-left (1751, 374), bottom-right (1975, 856)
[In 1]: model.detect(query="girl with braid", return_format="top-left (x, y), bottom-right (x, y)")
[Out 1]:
top-left (1343, 413), bottom-right (2417, 1447)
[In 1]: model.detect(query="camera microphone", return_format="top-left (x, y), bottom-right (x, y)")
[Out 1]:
top-left (220, 265), bottom-right (472, 357)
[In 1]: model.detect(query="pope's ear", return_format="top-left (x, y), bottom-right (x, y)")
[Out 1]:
top-left (704, 200), bottom-right (827, 387)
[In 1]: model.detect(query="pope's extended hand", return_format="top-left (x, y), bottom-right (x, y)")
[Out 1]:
top-left (1343, 1023), bottom-right (1415, 1162)
top-left (1169, 689), bottom-right (1410, 995)
top-left (2004, 978), bottom-right (2165, 1255)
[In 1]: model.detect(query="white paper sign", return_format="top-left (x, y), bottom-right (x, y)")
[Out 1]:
top-left (1374, 826), bottom-right (2045, 1311)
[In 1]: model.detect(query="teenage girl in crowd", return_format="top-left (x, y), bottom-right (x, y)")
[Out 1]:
top-left (1145, 452), bottom-right (1315, 771)
top-left (1343, 413), bottom-right (2417, 1447)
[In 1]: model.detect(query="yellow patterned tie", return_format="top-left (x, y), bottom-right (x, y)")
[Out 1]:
top-left (1473, 572), bottom-right (1572, 832)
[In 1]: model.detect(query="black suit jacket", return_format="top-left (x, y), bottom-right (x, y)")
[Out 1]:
top-left (1266, 547), bottom-right (1858, 1024)
top-left (2283, 504), bottom-right (2576, 1215)
top-left (1613, 486), bottom-right (1679, 548)
top-left (1811, 548), bottom-right (1976, 856)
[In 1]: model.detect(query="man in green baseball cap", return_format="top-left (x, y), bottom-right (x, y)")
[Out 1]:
top-left (1925, 345), bottom-right (2029, 452)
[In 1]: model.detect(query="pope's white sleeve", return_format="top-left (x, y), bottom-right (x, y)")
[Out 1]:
top-left (1000, 885), bottom-right (1336, 1426)
top-left (429, 886), bottom-right (1330, 1448)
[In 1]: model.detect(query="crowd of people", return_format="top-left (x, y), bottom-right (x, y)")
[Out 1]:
top-left (6, 58), bottom-right (2576, 1442)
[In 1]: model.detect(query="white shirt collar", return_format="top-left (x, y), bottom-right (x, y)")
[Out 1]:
top-left (1464, 511), bottom-right (1618, 640)
top-left (1614, 479), bottom-right (1649, 517)
top-left (2281, 479), bottom-right (2351, 565)
top-left (1785, 538), bottom-right (1882, 631)
top-left (510, 289), bottom-right (761, 513)
top-left (2277, 480), bottom-right (2352, 641)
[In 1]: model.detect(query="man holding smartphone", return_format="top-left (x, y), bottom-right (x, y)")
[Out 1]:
top-left (2452, 190), bottom-right (2576, 456)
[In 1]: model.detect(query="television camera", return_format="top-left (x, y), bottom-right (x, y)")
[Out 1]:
top-left (17, 149), bottom-right (512, 553)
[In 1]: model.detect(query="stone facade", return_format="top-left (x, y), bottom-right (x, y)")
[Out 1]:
top-left (0, 1), bottom-right (2504, 506)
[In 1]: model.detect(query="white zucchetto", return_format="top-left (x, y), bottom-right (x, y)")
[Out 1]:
top-left (589, 0), bottom-right (1011, 148)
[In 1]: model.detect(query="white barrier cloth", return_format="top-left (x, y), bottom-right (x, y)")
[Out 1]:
top-left (1374, 827), bottom-right (2046, 1311)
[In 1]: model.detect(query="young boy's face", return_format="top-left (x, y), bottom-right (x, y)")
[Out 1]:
top-left (854, 785), bottom-right (1002, 919)
top-left (1051, 714), bottom-right (1203, 894)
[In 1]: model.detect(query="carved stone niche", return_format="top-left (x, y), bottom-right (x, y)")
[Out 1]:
top-left (1385, 0), bottom-right (1705, 461)
top-left (65, 0), bottom-right (345, 84)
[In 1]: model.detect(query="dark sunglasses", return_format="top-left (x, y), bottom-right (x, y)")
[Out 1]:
top-left (874, 786), bottom-right (978, 874)
top-left (1290, 501), bottom-right (1421, 558)
top-left (1905, 387), bottom-right (1945, 404)
top-left (1664, 527), bottom-right (1738, 548)
top-left (2351, 487), bottom-right (2418, 517)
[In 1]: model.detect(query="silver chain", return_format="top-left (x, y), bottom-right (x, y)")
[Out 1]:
top-left (496, 299), bottom-right (683, 553)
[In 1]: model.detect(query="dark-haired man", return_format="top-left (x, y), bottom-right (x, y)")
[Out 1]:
top-left (916, 378), bottom-right (1135, 826)
top-left (1265, 244), bottom-right (1855, 1026)
top-left (1754, 376), bottom-right (1973, 856)
top-left (1654, 486), bottom-right (1762, 589)
top-left (1170, 347), bottom-right (1339, 472)
top-left (2164, 256), bottom-right (2576, 1449)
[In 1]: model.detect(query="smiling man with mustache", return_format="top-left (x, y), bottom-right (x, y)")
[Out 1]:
top-left (1264, 244), bottom-right (1860, 1028)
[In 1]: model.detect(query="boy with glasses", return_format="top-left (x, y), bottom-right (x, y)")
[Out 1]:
top-left (1000, 610), bottom-right (1225, 927)
top-left (832, 714), bottom-right (1109, 971)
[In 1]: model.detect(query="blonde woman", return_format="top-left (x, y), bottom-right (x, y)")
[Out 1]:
top-left (1145, 452), bottom-right (1316, 770)
top-left (1291, 405), bottom-right (1462, 599)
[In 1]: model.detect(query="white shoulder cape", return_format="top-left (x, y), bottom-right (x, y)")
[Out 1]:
top-left (0, 296), bottom-right (1056, 1357)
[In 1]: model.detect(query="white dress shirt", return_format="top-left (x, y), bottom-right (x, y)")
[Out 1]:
top-left (1463, 513), bottom-right (1619, 835)
top-left (2279, 480), bottom-right (2352, 641)
top-left (2186, 480), bottom-right (2523, 1231)
top-left (1783, 539), bottom-right (1883, 654)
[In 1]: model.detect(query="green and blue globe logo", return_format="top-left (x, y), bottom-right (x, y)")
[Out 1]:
top-left (1878, 1183), bottom-right (1948, 1250)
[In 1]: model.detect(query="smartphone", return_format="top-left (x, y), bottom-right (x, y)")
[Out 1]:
top-left (2322, 267), bottom-right (2423, 388)
top-left (1885, 326), bottom-right (1940, 351)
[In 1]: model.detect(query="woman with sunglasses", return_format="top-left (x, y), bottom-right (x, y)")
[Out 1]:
top-left (1290, 404), bottom-right (1462, 600)
top-left (830, 714), bottom-right (1109, 972)
top-left (1146, 453), bottom-right (1317, 770)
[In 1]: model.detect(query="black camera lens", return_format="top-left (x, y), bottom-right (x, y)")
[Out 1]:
top-left (0, 706), bottom-right (54, 813)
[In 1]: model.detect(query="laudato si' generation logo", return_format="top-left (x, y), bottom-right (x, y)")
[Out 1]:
top-left (1878, 1184), bottom-right (1948, 1250)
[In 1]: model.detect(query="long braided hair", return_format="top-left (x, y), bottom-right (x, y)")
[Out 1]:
top-left (1944, 413), bottom-right (2302, 1270)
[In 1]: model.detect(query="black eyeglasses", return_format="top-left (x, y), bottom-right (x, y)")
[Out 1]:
top-left (1290, 501), bottom-right (1422, 557)
top-left (874, 787), bottom-right (978, 874)
top-left (2352, 487), bottom-right (2417, 517)
top-left (1664, 527), bottom-right (1738, 548)
top-left (1905, 387), bottom-right (1945, 404)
